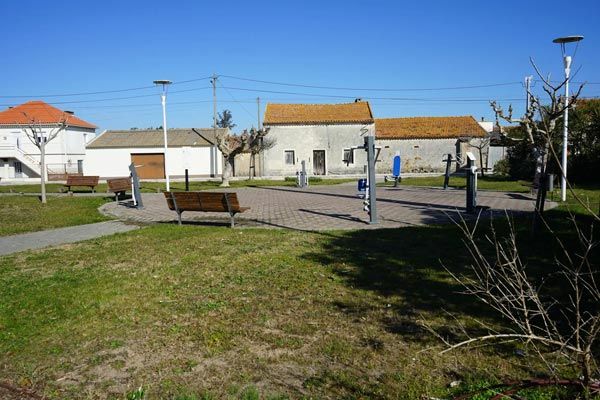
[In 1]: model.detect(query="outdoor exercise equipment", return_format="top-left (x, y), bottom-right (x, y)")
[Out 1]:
top-left (384, 154), bottom-right (402, 187)
top-left (442, 153), bottom-right (453, 190)
top-left (465, 152), bottom-right (477, 214)
top-left (296, 160), bottom-right (308, 188)
top-left (128, 162), bottom-right (144, 209)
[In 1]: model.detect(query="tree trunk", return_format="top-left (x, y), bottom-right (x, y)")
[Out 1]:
top-left (479, 148), bottom-right (486, 177)
top-left (40, 141), bottom-right (47, 204)
top-left (220, 157), bottom-right (234, 187)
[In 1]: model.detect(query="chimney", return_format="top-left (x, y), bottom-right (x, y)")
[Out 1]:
top-left (481, 117), bottom-right (484, 122)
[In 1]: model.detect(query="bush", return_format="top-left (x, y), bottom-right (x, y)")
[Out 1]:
top-left (492, 159), bottom-right (510, 176)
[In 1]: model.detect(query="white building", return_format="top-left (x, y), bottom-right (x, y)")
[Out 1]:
top-left (262, 102), bottom-right (375, 176)
top-left (0, 100), bottom-right (96, 181)
top-left (85, 128), bottom-right (225, 179)
top-left (375, 116), bottom-right (488, 174)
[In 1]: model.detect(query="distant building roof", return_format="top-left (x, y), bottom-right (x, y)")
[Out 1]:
top-left (375, 116), bottom-right (487, 139)
top-left (0, 100), bottom-right (97, 129)
top-left (263, 102), bottom-right (374, 125)
top-left (87, 128), bottom-right (227, 149)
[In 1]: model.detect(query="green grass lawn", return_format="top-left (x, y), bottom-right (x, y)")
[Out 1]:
top-left (385, 174), bottom-right (533, 192)
top-left (0, 196), bottom-right (112, 236)
top-left (0, 177), bottom-right (355, 194)
top-left (0, 204), bottom-right (596, 399)
top-left (0, 180), bottom-right (597, 399)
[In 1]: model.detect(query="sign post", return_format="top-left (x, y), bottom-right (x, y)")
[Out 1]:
top-left (465, 152), bottom-right (477, 214)
top-left (442, 153), bottom-right (453, 190)
top-left (365, 135), bottom-right (378, 224)
top-left (129, 163), bottom-right (144, 209)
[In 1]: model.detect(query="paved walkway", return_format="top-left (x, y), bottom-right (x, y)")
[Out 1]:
top-left (0, 221), bottom-right (139, 256)
top-left (100, 184), bottom-right (555, 231)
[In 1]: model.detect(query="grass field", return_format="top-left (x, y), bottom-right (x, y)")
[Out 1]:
top-left (0, 178), bottom-right (355, 195)
top-left (385, 174), bottom-right (533, 192)
top-left (0, 179), bottom-right (598, 399)
top-left (0, 196), bottom-right (112, 236)
top-left (0, 200), bottom-right (597, 399)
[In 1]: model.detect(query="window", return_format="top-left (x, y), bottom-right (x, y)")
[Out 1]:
top-left (284, 150), bottom-right (295, 165)
top-left (343, 148), bottom-right (354, 164)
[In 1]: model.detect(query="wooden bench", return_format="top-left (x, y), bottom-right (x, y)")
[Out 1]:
top-left (107, 177), bottom-right (132, 201)
top-left (63, 175), bottom-right (100, 192)
top-left (164, 191), bottom-right (250, 228)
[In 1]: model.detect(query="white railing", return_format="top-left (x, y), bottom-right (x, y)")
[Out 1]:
top-left (0, 144), bottom-right (41, 173)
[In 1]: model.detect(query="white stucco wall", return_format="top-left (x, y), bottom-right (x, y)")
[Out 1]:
top-left (84, 146), bottom-right (222, 179)
top-left (376, 138), bottom-right (461, 174)
top-left (376, 138), bottom-right (489, 174)
top-left (262, 124), bottom-right (374, 176)
top-left (0, 126), bottom-right (91, 179)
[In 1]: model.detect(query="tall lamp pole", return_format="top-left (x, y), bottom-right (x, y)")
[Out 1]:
top-left (552, 35), bottom-right (583, 202)
top-left (154, 80), bottom-right (173, 191)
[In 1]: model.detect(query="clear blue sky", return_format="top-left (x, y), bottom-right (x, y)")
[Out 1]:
top-left (1, 0), bottom-right (599, 134)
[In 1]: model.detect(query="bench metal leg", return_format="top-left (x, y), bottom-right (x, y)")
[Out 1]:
top-left (177, 211), bottom-right (183, 226)
top-left (230, 213), bottom-right (235, 228)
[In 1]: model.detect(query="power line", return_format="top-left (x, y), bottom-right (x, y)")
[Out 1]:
top-left (218, 80), bottom-right (256, 121)
top-left (0, 77), bottom-right (212, 99)
top-left (221, 74), bottom-right (524, 91)
top-left (220, 85), bottom-right (524, 102)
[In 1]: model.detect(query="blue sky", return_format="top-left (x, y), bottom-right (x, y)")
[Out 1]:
top-left (1, 0), bottom-right (599, 134)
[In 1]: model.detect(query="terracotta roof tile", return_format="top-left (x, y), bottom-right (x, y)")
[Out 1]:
top-left (0, 100), bottom-right (97, 129)
top-left (375, 116), bottom-right (486, 139)
top-left (264, 102), bottom-right (374, 125)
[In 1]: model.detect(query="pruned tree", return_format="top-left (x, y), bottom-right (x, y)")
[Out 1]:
top-left (248, 136), bottom-right (275, 179)
top-left (214, 127), bottom-right (270, 187)
top-left (469, 136), bottom-right (491, 177)
top-left (216, 109), bottom-right (236, 129)
top-left (21, 112), bottom-right (70, 203)
top-left (491, 58), bottom-right (584, 223)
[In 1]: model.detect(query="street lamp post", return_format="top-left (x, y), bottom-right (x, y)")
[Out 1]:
top-left (552, 35), bottom-right (583, 202)
top-left (153, 79), bottom-right (172, 191)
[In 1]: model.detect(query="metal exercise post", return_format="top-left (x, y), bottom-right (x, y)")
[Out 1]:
top-left (465, 152), bottom-right (477, 214)
top-left (129, 163), bottom-right (144, 209)
top-left (443, 153), bottom-right (453, 190)
top-left (297, 160), bottom-right (308, 188)
top-left (365, 135), bottom-right (378, 224)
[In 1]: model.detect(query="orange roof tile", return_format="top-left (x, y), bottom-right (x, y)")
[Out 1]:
top-left (375, 116), bottom-right (486, 139)
top-left (264, 102), bottom-right (374, 125)
top-left (0, 100), bottom-right (97, 129)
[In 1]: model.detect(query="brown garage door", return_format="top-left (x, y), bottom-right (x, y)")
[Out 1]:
top-left (131, 153), bottom-right (165, 179)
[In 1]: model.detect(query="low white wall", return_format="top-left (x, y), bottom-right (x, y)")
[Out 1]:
top-left (84, 146), bottom-right (222, 178)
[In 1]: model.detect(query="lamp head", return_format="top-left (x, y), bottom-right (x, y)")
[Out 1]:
top-left (553, 35), bottom-right (584, 57)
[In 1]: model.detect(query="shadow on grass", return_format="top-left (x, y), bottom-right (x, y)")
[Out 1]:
top-left (303, 209), bottom-right (599, 344)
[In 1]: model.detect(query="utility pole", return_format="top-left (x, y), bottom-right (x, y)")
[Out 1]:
top-left (211, 74), bottom-right (218, 177)
top-left (257, 97), bottom-right (261, 129)
top-left (524, 75), bottom-right (532, 112)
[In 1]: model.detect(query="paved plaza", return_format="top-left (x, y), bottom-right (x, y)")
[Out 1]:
top-left (101, 184), bottom-right (554, 231)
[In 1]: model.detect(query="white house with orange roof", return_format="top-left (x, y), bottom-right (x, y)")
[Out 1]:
top-left (0, 100), bottom-right (96, 181)
top-left (262, 101), bottom-right (375, 176)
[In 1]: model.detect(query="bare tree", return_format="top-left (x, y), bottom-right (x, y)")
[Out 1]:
top-left (428, 211), bottom-right (599, 396)
top-left (21, 112), bottom-right (70, 203)
top-left (469, 137), bottom-right (491, 177)
top-left (248, 136), bottom-right (275, 179)
top-left (491, 58), bottom-right (584, 223)
top-left (214, 128), bottom-right (270, 187)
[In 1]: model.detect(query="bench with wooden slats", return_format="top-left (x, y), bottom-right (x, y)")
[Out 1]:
top-left (107, 177), bottom-right (132, 201)
top-left (164, 191), bottom-right (250, 227)
top-left (63, 175), bottom-right (100, 192)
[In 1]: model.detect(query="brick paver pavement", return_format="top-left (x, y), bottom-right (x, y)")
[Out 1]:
top-left (100, 184), bottom-right (555, 231)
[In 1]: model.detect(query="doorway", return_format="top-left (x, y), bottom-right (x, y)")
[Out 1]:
top-left (313, 150), bottom-right (326, 175)
top-left (131, 153), bottom-right (165, 179)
